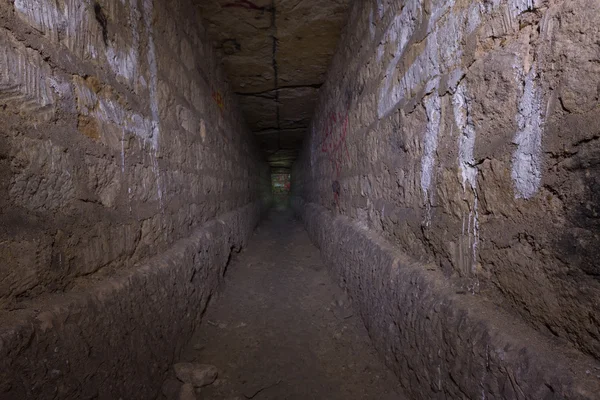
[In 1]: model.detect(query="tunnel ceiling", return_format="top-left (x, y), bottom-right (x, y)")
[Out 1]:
top-left (196, 0), bottom-right (352, 169)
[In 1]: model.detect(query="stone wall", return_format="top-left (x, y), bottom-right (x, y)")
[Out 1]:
top-left (293, 199), bottom-right (600, 399)
top-left (293, 0), bottom-right (600, 397)
top-left (0, 0), bottom-right (270, 397)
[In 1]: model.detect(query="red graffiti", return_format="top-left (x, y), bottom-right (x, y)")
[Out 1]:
top-left (212, 89), bottom-right (225, 115)
top-left (223, 0), bottom-right (263, 10)
top-left (320, 110), bottom-right (350, 206)
top-left (320, 110), bottom-right (350, 179)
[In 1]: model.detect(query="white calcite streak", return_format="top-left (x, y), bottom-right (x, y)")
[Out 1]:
top-left (376, 0), bottom-right (539, 121)
top-left (13, 0), bottom-right (63, 40)
top-left (453, 82), bottom-right (477, 190)
top-left (143, 0), bottom-right (160, 151)
top-left (142, 0), bottom-right (164, 210)
top-left (369, 9), bottom-right (375, 40)
top-left (512, 64), bottom-right (544, 199)
top-left (377, 0), bottom-right (384, 19)
top-left (106, 0), bottom-right (140, 85)
top-left (509, 0), bottom-right (535, 15)
top-left (15, 0), bottom-right (140, 87)
top-left (420, 94), bottom-right (441, 211)
top-left (453, 81), bottom-right (479, 273)
top-left (0, 29), bottom-right (55, 113)
top-left (377, 0), bottom-right (421, 118)
top-left (106, 45), bottom-right (138, 84)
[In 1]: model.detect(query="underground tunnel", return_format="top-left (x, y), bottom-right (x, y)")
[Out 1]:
top-left (1, 0), bottom-right (600, 398)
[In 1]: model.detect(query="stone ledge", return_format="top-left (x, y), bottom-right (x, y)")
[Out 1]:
top-left (292, 197), bottom-right (600, 400)
top-left (0, 201), bottom-right (262, 400)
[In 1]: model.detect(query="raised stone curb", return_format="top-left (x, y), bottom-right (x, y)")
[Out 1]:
top-left (0, 202), bottom-right (261, 400)
top-left (292, 197), bottom-right (600, 400)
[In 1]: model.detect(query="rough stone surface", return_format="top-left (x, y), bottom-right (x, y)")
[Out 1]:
top-left (162, 378), bottom-right (182, 399)
top-left (197, 0), bottom-right (352, 168)
top-left (174, 363), bottom-right (218, 388)
top-left (0, 0), bottom-right (270, 398)
top-left (179, 383), bottom-right (197, 400)
top-left (292, 0), bottom-right (600, 397)
top-left (292, 200), bottom-right (600, 399)
top-left (0, 205), bottom-right (263, 399)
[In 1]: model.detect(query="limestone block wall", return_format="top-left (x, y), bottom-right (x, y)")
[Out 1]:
top-left (0, 0), bottom-right (271, 308)
top-left (293, 0), bottom-right (600, 397)
top-left (0, 0), bottom-right (270, 397)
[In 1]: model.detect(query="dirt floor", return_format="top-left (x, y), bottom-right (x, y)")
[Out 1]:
top-left (161, 209), bottom-right (406, 400)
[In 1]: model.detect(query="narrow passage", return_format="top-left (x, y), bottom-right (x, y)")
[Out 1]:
top-left (165, 210), bottom-right (406, 399)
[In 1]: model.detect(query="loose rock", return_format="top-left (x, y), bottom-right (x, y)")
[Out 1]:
top-left (174, 363), bottom-right (218, 387)
top-left (161, 378), bottom-right (181, 399)
top-left (179, 383), bottom-right (196, 400)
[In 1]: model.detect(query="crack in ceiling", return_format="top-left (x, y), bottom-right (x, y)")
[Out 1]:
top-left (196, 0), bottom-right (352, 169)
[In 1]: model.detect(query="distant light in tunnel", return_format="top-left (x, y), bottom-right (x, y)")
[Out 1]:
top-left (271, 173), bottom-right (291, 194)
